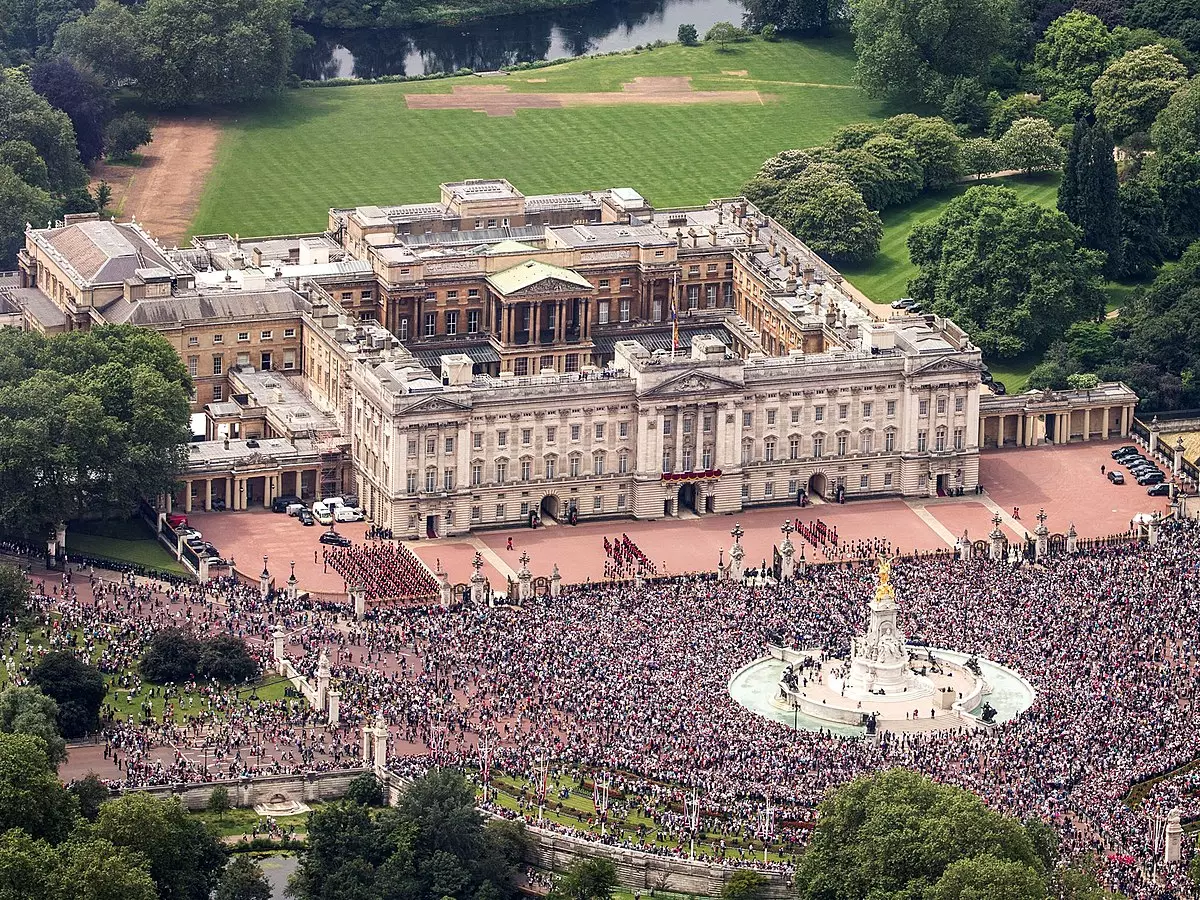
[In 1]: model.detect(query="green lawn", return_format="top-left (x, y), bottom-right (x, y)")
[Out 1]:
top-left (65, 532), bottom-right (188, 575)
top-left (839, 173), bottom-right (1063, 304)
top-left (191, 36), bottom-right (901, 236)
top-left (985, 353), bottom-right (1041, 395)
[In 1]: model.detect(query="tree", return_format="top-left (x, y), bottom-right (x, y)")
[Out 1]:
top-left (1117, 178), bottom-right (1170, 277)
top-left (0, 141), bottom-right (50, 189)
top-left (553, 858), bottom-right (617, 900)
top-left (0, 326), bottom-right (192, 539)
top-left (742, 0), bottom-right (836, 35)
top-left (1059, 119), bottom-right (1122, 276)
top-left (760, 23), bottom-right (779, 41)
top-left (903, 117), bottom-right (965, 189)
top-left (69, 772), bottom-right (113, 821)
top-left (988, 93), bottom-right (1044, 139)
top-left (140, 628), bottom-right (202, 683)
top-left (721, 870), bottom-right (769, 900)
top-left (677, 23), bottom-right (698, 46)
top-left (29, 58), bottom-right (110, 165)
top-left (344, 772), bottom-right (385, 807)
top-left (773, 167), bottom-right (883, 265)
top-left (54, 0), bottom-right (143, 88)
top-left (0, 685), bottom-right (66, 765)
top-left (208, 786), bottom-right (232, 820)
top-left (94, 180), bottom-right (112, 213)
top-left (0, 163), bottom-right (57, 268)
top-left (831, 122), bottom-right (885, 150)
top-left (1092, 45), bottom-right (1189, 141)
top-left (95, 793), bottom-right (227, 900)
top-left (929, 854), bottom-right (1047, 900)
top-left (907, 185), bottom-right (1106, 357)
top-left (215, 856), bottom-right (270, 900)
top-left (795, 769), bottom-right (1046, 900)
top-left (30, 653), bottom-right (106, 739)
top-left (105, 112), bottom-right (152, 162)
top-left (0, 565), bottom-right (31, 624)
top-left (1034, 11), bottom-right (1116, 96)
top-left (705, 21), bottom-right (746, 49)
top-left (942, 77), bottom-right (991, 132)
top-left (1126, 0), bottom-right (1200, 55)
top-left (1146, 76), bottom-right (1200, 248)
top-left (0, 732), bottom-right (79, 843)
top-left (850, 0), bottom-right (1016, 103)
top-left (860, 134), bottom-right (924, 204)
top-left (198, 635), bottom-right (259, 683)
top-left (962, 137), bottom-right (1003, 178)
top-left (0, 75), bottom-right (87, 193)
top-left (1066, 372), bottom-right (1101, 391)
top-left (999, 117), bottom-right (1065, 173)
top-left (58, 838), bottom-right (159, 900)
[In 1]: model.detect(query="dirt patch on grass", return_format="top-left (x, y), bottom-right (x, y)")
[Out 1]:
top-left (722, 69), bottom-right (748, 76)
top-left (90, 116), bottom-right (223, 244)
top-left (406, 75), bottom-right (769, 116)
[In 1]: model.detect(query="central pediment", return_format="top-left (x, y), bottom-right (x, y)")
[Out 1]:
top-left (640, 369), bottom-right (743, 398)
top-left (486, 259), bottom-right (595, 298)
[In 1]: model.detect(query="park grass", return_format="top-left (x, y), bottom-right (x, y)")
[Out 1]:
top-left (839, 173), bottom-right (1064, 305)
top-left (985, 353), bottom-right (1041, 395)
top-left (191, 803), bottom-right (315, 838)
top-left (191, 36), bottom-right (898, 236)
top-left (65, 532), bottom-right (188, 575)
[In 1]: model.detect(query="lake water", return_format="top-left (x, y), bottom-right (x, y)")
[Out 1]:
top-left (257, 854), bottom-right (299, 900)
top-left (294, 0), bottom-right (748, 80)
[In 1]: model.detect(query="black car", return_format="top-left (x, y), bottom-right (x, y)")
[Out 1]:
top-left (1129, 462), bottom-right (1158, 476)
top-left (1112, 445), bottom-right (1139, 458)
top-left (298, 509), bottom-right (315, 526)
top-left (1147, 483), bottom-right (1172, 496)
top-left (272, 494), bottom-right (302, 513)
top-left (319, 530), bottom-right (351, 547)
top-left (1107, 471), bottom-right (1125, 484)
top-left (1137, 471), bottom-right (1166, 485)
top-left (211, 498), bottom-right (227, 511)
top-left (992, 380), bottom-right (1007, 395)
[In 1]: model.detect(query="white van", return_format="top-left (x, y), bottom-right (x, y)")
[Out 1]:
top-left (323, 496), bottom-right (345, 510)
top-left (286, 502), bottom-right (305, 517)
top-left (312, 501), bottom-right (333, 525)
top-left (334, 506), bottom-right (365, 523)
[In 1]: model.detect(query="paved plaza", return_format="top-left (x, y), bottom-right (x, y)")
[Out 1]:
top-left (189, 442), bottom-right (1172, 595)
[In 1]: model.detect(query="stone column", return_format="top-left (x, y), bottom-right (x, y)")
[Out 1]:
top-left (184, 480), bottom-right (193, 513)
top-left (530, 302), bottom-right (540, 345)
top-left (1101, 407), bottom-right (1110, 440)
top-left (315, 649), bottom-right (330, 712)
top-left (1121, 405), bottom-right (1130, 437)
top-left (198, 555), bottom-right (210, 581)
top-left (1149, 415), bottom-right (1160, 454)
top-left (1165, 809), bottom-right (1183, 863)
top-left (204, 479), bottom-right (213, 511)
top-left (361, 725), bottom-right (373, 764)
top-left (1066, 522), bottom-right (1077, 554)
top-left (989, 514), bottom-right (1005, 561)
top-left (1148, 513), bottom-right (1160, 546)
top-left (437, 567), bottom-right (453, 608)
top-left (958, 530), bottom-right (972, 561)
top-left (372, 713), bottom-right (388, 774)
top-left (1034, 509), bottom-right (1049, 561)
top-left (327, 690), bottom-right (340, 727)
top-left (272, 627), bottom-right (286, 674)
top-left (1173, 437), bottom-right (1185, 476)
top-left (351, 585), bottom-right (365, 621)
top-left (1083, 408), bottom-right (1091, 441)
top-left (517, 551), bottom-right (532, 603)
top-left (259, 559), bottom-right (270, 600)
top-left (550, 563), bottom-right (562, 597)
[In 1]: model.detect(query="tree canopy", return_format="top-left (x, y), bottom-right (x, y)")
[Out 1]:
top-left (0, 326), bottom-right (191, 539)
top-left (773, 167), bottom-right (883, 266)
top-left (1092, 44), bottom-right (1189, 140)
top-left (141, 628), bottom-right (260, 684)
top-left (1059, 118), bottom-right (1122, 275)
top-left (1034, 11), bottom-right (1117, 95)
top-left (30, 652), bottom-right (106, 738)
top-left (0, 732), bottom-right (78, 843)
top-left (741, 0), bottom-right (839, 35)
top-left (0, 685), bottom-right (66, 765)
top-left (907, 185), bottom-right (1106, 357)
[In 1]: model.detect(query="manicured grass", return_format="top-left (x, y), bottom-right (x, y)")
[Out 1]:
top-left (191, 37), bottom-right (899, 236)
top-left (985, 353), bottom-right (1041, 395)
top-left (191, 804), bottom-right (314, 838)
top-left (840, 173), bottom-right (1063, 305)
top-left (65, 532), bottom-right (188, 575)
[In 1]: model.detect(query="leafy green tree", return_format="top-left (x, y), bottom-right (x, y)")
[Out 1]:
top-left (831, 122), bottom-right (885, 150)
top-left (860, 134), bottom-right (924, 204)
top-left (105, 113), bottom-right (151, 162)
top-left (30, 58), bottom-right (110, 165)
top-left (1066, 372), bottom-right (1101, 391)
top-left (0, 732), bottom-right (79, 843)
top-left (1126, 0), bottom-right (1200, 55)
top-left (1034, 11), bottom-right (1116, 96)
top-left (795, 769), bottom-right (1045, 900)
top-left (705, 21), bottom-right (746, 49)
top-left (344, 772), bottom-right (385, 807)
top-left (30, 652), bottom-right (106, 738)
top-left (908, 185), bottom-right (1106, 357)
top-left (757, 148), bottom-right (814, 180)
top-left (0, 0), bottom-right (92, 64)
top-left (0, 163), bottom-right (56, 267)
top-left (215, 855), bottom-right (270, 900)
top-left (553, 858), bottom-right (617, 900)
top-left (1059, 119), bottom-right (1121, 275)
top-left (760, 23), bottom-right (779, 41)
top-left (0, 686), bottom-right (66, 765)
top-left (942, 77), bottom-right (991, 132)
top-left (69, 772), bottom-right (113, 821)
top-left (929, 854), bottom-right (1047, 900)
top-left (207, 786), bottom-right (231, 820)
top-left (721, 870), bottom-right (769, 900)
top-left (887, 115), bottom-right (964, 189)
top-left (1092, 45), bottom-right (1188, 141)
top-left (0, 140), bottom-right (50, 189)
top-left (0, 827), bottom-right (59, 899)
top-left (1117, 178), bottom-right (1170, 277)
top-left (677, 23), bottom-right (698, 45)
top-left (140, 628), bottom-right (202, 683)
top-left (198, 635), bottom-right (259, 683)
top-left (1146, 77), bottom-right (1200, 248)
top-left (0, 565), bottom-right (31, 624)
top-left (988, 93), bottom-right (1043, 139)
top-left (95, 793), bottom-right (227, 900)
top-left (0, 326), bottom-right (191, 539)
top-left (59, 838), bottom-right (159, 900)
top-left (961, 137), bottom-right (1003, 178)
top-left (742, 0), bottom-right (837, 35)
top-left (999, 117), bottom-right (1065, 173)
top-left (0, 75), bottom-right (86, 193)
top-left (54, 0), bottom-right (143, 88)
top-left (94, 180), bottom-right (112, 213)
top-left (850, 0), bottom-right (1016, 103)
top-left (773, 167), bottom-right (883, 265)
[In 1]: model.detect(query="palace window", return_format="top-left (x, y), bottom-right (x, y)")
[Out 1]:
top-left (884, 472), bottom-right (893, 487)
top-left (521, 461), bottom-right (532, 481)
top-left (595, 423), bottom-right (604, 440)
top-left (814, 406), bottom-right (824, 422)
top-left (593, 495), bottom-right (603, 512)
top-left (598, 301), bottom-right (610, 324)
top-left (472, 506), bottom-right (481, 521)
top-left (212, 384), bottom-right (223, 401)
top-left (837, 435), bottom-right (848, 456)
top-left (839, 404), bottom-right (849, 420)
top-left (546, 426), bottom-right (557, 444)
top-left (496, 503), bottom-right (506, 519)
top-left (764, 438), bottom-right (776, 461)
top-left (954, 427), bottom-right (964, 450)
top-left (789, 437), bottom-right (799, 459)
top-left (702, 446), bottom-right (713, 469)
top-left (619, 421), bottom-right (629, 439)
top-left (212, 355), bottom-right (224, 376)
top-left (683, 417), bottom-right (693, 435)
top-left (885, 430), bottom-right (896, 452)
top-left (743, 411), bottom-right (752, 427)
top-left (443, 468), bottom-right (454, 491)
top-left (687, 285), bottom-right (700, 308)
top-left (407, 472), bottom-right (417, 493)
top-left (766, 410), bottom-right (776, 426)
top-left (862, 401), bottom-right (873, 418)
top-left (445, 311), bottom-right (458, 335)
top-left (887, 400), bottom-right (896, 416)
top-left (496, 460), bottom-right (508, 482)
top-left (473, 432), bottom-right (483, 450)
top-left (497, 430), bottom-right (508, 448)
top-left (919, 399), bottom-right (929, 416)
top-left (260, 352), bottom-right (272, 370)
top-left (594, 454), bottom-right (605, 476)
top-left (425, 469), bottom-right (437, 492)
top-left (426, 436), bottom-right (436, 454)
top-left (862, 431), bottom-right (874, 454)
top-left (619, 298), bottom-right (631, 322)
top-left (398, 319), bottom-right (409, 340)
top-left (935, 428), bottom-right (947, 452)
top-left (545, 457), bottom-right (557, 479)
top-left (937, 398), bottom-right (947, 415)
top-left (703, 415), bottom-right (712, 433)
top-left (471, 465), bottom-right (482, 486)
top-left (444, 437), bottom-right (454, 454)
top-left (617, 493), bottom-right (626, 509)
top-left (514, 358), bottom-right (528, 376)
top-left (618, 453), bottom-right (629, 474)
top-left (424, 313), bottom-right (437, 337)
top-left (662, 450), bottom-right (672, 473)
top-left (521, 428), bottom-right (532, 445)
top-left (860, 474), bottom-right (870, 489)
top-left (569, 455), bottom-right (581, 477)
top-left (917, 430), bottom-right (928, 452)
top-left (663, 418), bottom-right (673, 436)
top-left (813, 435), bottom-right (825, 458)
top-left (741, 440), bottom-right (753, 465)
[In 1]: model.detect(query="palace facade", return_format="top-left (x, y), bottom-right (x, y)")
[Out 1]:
top-left (5, 179), bottom-right (1137, 536)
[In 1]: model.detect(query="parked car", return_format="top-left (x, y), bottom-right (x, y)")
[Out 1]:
top-left (1137, 471), bottom-right (1166, 485)
top-left (992, 381), bottom-right (1007, 395)
top-left (211, 498), bottom-right (227, 511)
top-left (286, 502), bottom-right (305, 517)
top-left (176, 526), bottom-right (202, 539)
top-left (334, 506), bottom-right (365, 523)
top-left (1111, 446), bottom-right (1139, 459)
top-left (981, 371), bottom-right (995, 384)
top-left (298, 509), bottom-right (315, 526)
top-left (166, 513), bottom-right (188, 528)
top-left (342, 495), bottom-right (359, 508)
top-left (890, 297), bottom-right (914, 309)
top-left (312, 502), bottom-right (333, 526)
top-left (1108, 471), bottom-right (1125, 484)
top-left (1129, 463), bottom-right (1159, 476)
top-left (272, 494), bottom-right (302, 513)
top-left (201, 542), bottom-right (220, 556)
top-left (1147, 483), bottom-right (1172, 496)
top-left (319, 530), bottom-right (352, 547)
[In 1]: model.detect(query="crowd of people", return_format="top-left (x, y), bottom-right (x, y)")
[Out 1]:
top-left (602, 534), bottom-right (657, 579)
top-left (324, 541), bottom-right (438, 601)
top-left (4, 518), bottom-right (1200, 897)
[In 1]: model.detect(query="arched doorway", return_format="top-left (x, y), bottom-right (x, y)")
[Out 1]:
top-left (677, 484), bottom-right (697, 515)
top-left (808, 472), bottom-right (828, 499)
top-left (539, 495), bottom-right (560, 522)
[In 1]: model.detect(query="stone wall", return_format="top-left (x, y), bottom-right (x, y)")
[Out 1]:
top-left (131, 768), bottom-right (370, 811)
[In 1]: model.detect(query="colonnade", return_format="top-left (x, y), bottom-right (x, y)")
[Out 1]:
top-left (979, 404), bottom-right (1134, 450)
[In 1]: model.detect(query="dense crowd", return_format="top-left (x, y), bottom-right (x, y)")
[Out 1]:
top-left (324, 541), bottom-right (438, 601)
top-left (5, 519), bottom-right (1200, 896)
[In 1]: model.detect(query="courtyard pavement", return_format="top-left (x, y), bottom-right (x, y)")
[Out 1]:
top-left (184, 441), bottom-right (1173, 593)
